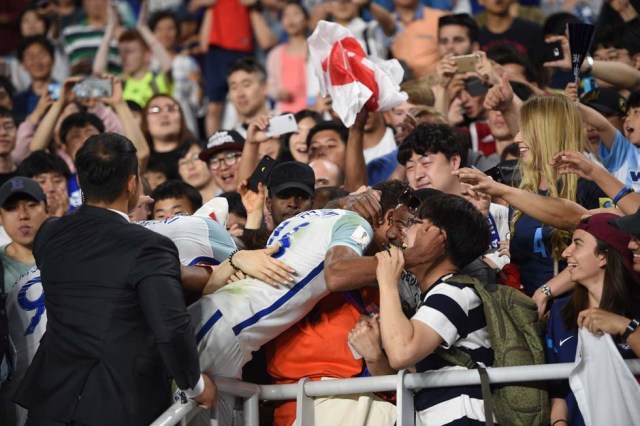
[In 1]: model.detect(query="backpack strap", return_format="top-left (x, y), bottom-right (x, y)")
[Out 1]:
top-left (477, 366), bottom-right (494, 426)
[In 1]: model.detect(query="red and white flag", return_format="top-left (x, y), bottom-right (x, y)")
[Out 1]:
top-left (308, 20), bottom-right (407, 127)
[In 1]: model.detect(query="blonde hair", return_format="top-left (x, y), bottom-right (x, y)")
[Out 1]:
top-left (512, 94), bottom-right (585, 259)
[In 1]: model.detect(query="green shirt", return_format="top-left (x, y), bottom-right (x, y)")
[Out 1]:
top-left (123, 71), bottom-right (172, 108)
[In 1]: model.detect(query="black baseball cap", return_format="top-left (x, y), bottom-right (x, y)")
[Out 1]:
top-left (199, 130), bottom-right (245, 163)
top-left (580, 88), bottom-right (627, 117)
top-left (610, 208), bottom-right (640, 236)
top-left (268, 161), bottom-right (315, 197)
top-left (0, 177), bottom-right (46, 208)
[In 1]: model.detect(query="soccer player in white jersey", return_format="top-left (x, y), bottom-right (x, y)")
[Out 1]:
top-left (188, 180), bottom-right (430, 425)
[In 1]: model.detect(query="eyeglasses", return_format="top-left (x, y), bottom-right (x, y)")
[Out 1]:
top-left (0, 121), bottom-right (16, 131)
top-left (398, 188), bottom-right (421, 214)
top-left (147, 104), bottom-right (180, 115)
top-left (178, 153), bottom-right (202, 167)
top-left (208, 152), bottom-right (241, 170)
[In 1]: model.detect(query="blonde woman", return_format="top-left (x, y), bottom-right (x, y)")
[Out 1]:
top-left (455, 94), bottom-right (606, 298)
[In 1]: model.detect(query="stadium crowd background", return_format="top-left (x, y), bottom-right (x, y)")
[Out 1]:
top-left (1, 0), bottom-right (640, 424)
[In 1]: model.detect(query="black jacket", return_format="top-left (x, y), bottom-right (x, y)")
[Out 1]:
top-left (15, 205), bottom-right (200, 426)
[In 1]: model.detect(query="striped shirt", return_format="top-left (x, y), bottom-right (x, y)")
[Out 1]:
top-left (62, 22), bottom-right (121, 74)
top-left (412, 276), bottom-right (493, 426)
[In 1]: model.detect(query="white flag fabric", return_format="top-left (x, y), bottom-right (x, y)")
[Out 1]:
top-left (308, 20), bottom-right (408, 127)
top-left (569, 327), bottom-right (640, 426)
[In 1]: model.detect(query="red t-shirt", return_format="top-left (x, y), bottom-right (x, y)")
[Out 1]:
top-left (208, 0), bottom-right (253, 52)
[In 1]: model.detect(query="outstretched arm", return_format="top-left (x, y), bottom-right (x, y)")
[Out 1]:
top-left (454, 168), bottom-right (587, 230)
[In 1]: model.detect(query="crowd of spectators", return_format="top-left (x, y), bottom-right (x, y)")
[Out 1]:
top-left (1, 0), bottom-right (640, 424)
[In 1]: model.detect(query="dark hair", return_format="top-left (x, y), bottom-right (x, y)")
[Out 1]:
top-left (486, 44), bottom-right (540, 86)
top-left (126, 100), bottom-right (143, 113)
top-left (176, 139), bottom-right (205, 160)
top-left (226, 57), bottom-right (267, 82)
top-left (592, 25), bottom-right (621, 52)
top-left (17, 35), bottom-right (54, 62)
top-left (371, 179), bottom-right (410, 216)
top-left (510, 81), bottom-right (535, 102)
top-left (561, 237), bottom-right (640, 332)
top-left (282, 0), bottom-right (309, 20)
top-left (543, 12), bottom-right (580, 37)
top-left (148, 11), bottom-right (181, 39)
top-left (416, 193), bottom-right (490, 269)
top-left (628, 91), bottom-right (640, 110)
top-left (623, 26), bottom-right (640, 57)
top-left (150, 179), bottom-right (203, 213)
top-left (312, 186), bottom-right (349, 208)
top-left (500, 143), bottom-right (520, 162)
top-left (75, 133), bottom-right (138, 204)
top-left (20, 6), bottom-right (51, 35)
top-left (219, 191), bottom-right (247, 219)
top-left (17, 150), bottom-right (71, 179)
top-left (0, 107), bottom-right (18, 127)
top-left (306, 120), bottom-right (349, 148)
top-left (59, 112), bottom-right (105, 145)
top-left (279, 109), bottom-right (323, 162)
top-left (438, 13), bottom-right (479, 44)
top-left (118, 28), bottom-right (149, 49)
top-left (0, 76), bottom-right (16, 99)
top-left (397, 123), bottom-right (468, 166)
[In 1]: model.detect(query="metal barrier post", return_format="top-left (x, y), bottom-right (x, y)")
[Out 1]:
top-left (243, 393), bottom-right (260, 426)
top-left (295, 377), bottom-right (315, 426)
top-left (396, 369), bottom-right (414, 426)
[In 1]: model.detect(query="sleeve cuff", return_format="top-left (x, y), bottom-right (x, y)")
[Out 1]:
top-left (183, 375), bottom-right (205, 398)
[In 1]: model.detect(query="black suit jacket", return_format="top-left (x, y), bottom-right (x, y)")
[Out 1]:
top-left (15, 205), bottom-right (201, 426)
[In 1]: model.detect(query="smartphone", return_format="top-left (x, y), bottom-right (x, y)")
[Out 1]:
top-left (247, 155), bottom-right (276, 193)
top-left (542, 41), bottom-right (564, 63)
top-left (48, 82), bottom-right (61, 101)
top-left (73, 77), bottom-right (112, 99)
top-left (266, 113), bottom-right (297, 138)
top-left (465, 77), bottom-right (489, 97)
top-left (452, 54), bottom-right (480, 73)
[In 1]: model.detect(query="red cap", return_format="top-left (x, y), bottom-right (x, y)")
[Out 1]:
top-left (576, 213), bottom-right (640, 284)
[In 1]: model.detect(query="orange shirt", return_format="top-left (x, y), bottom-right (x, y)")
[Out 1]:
top-left (208, 0), bottom-right (253, 52)
top-left (390, 6), bottom-right (448, 77)
top-left (266, 289), bottom-right (380, 426)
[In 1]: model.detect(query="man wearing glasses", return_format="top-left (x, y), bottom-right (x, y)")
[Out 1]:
top-left (199, 130), bottom-right (244, 194)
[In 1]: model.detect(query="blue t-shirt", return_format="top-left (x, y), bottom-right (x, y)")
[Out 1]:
top-left (510, 180), bottom-right (606, 296)
top-left (546, 296), bottom-right (639, 426)
top-left (597, 130), bottom-right (640, 192)
top-left (367, 149), bottom-right (398, 186)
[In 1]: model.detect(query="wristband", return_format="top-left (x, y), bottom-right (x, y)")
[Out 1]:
top-left (551, 420), bottom-right (569, 426)
top-left (613, 186), bottom-right (634, 205)
top-left (228, 250), bottom-right (242, 272)
top-left (621, 318), bottom-right (640, 341)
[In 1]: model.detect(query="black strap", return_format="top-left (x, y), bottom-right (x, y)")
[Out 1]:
top-left (478, 366), bottom-right (494, 426)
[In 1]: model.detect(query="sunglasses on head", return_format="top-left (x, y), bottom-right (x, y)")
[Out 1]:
top-left (398, 188), bottom-right (421, 214)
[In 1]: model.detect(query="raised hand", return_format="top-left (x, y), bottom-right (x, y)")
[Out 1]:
top-left (246, 115), bottom-right (271, 145)
top-left (543, 35), bottom-right (571, 72)
top-left (483, 73), bottom-right (514, 112)
top-left (237, 180), bottom-right (266, 216)
top-left (375, 245), bottom-right (405, 288)
top-left (453, 167), bottom-right (508, 198)
top-left (551, 151), bottom-right (597, 180)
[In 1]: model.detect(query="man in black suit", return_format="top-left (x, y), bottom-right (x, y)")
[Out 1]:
top-left (14, 133), bottom-right (216, 426)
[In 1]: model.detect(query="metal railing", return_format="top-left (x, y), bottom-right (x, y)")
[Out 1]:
top-left (151, 360), bottom-right (640, 426)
